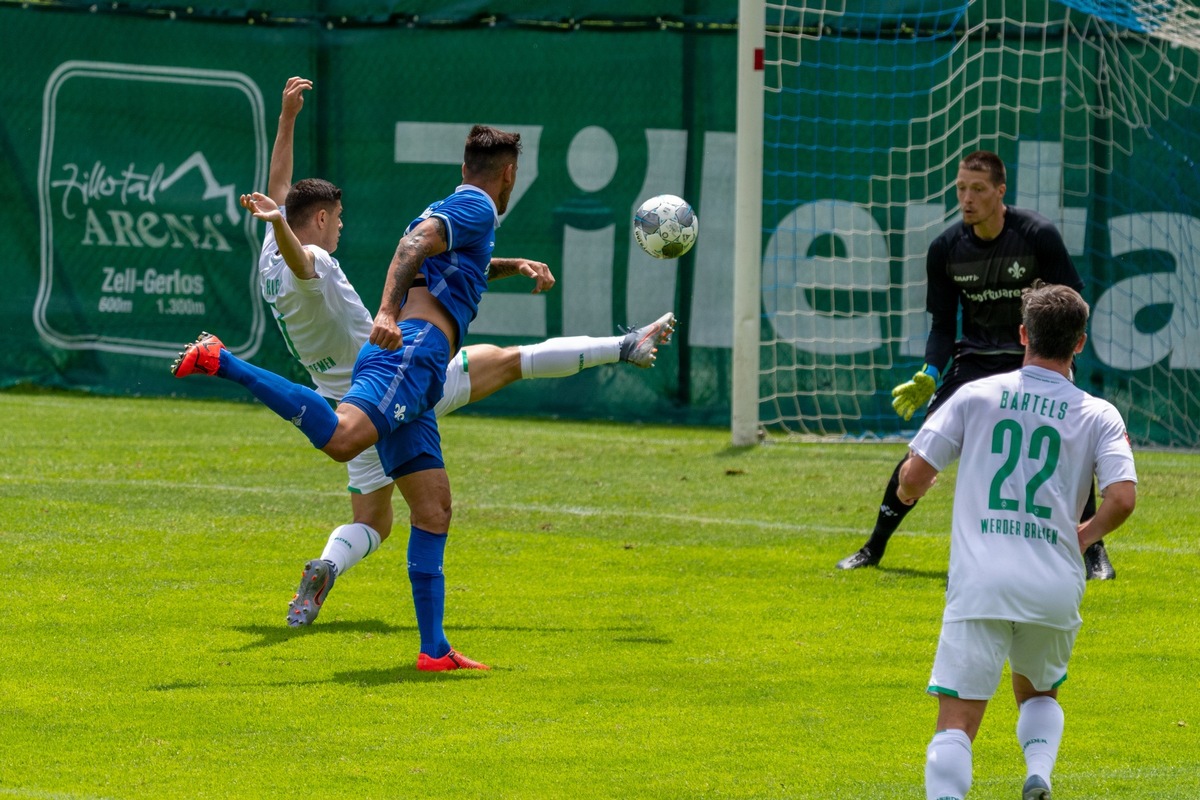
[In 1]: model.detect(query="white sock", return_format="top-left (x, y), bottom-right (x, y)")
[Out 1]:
top-left (519, 336), bottom-right (621, 378)
top-left (925, 729), bottom-right (972, 800)
top-left (1018, 696), bottom-right (1064, 783)
top-left (320, 523), bottom-right (381, 577)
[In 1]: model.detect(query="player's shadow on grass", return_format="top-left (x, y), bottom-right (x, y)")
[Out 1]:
top-left (874, 566), bottom-right (948, 582)
top-left (329, 667), bottom-right (496, 686)
top-left (229, 620), bottom-right (607, 653)
top-left (228, 619), bottom-right (410, 651)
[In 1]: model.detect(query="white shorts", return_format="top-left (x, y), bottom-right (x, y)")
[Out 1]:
top-left (927, 619), bottom-right (1078, 700)
top-left (433, 349), bottom-right (472, 418)
top-left (345, 446), bottom-right (392, 495)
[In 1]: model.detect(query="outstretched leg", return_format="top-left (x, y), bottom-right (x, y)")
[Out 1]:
top-left (434, 313), bottom-right (678, 417)
top-left (172, 332), bottom-right (338, 448)
top-left (173, 332), bottom-right (376, 461)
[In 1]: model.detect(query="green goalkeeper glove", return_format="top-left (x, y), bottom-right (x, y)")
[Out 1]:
top-left (891, 364), bottom-right (939, 421)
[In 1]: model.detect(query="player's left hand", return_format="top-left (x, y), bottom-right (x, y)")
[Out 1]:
top-left (241, 192), bottom-right (281, 222)
top-left (891, 365), bottom-right (938, 421)
top-left (517, 259), bottom-right (555, 293)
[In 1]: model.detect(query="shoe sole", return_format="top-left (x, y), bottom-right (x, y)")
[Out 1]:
top-left (287, 560), bottom-right (334, 626)
top-left (171, 332), bottom-right (222, 378)
top-left (622, 313), bottom-right (677, 368)
top-left (653, 312), bottom-right (677, 345)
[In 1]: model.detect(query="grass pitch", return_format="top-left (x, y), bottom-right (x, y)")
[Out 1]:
top-left (1, 391), bottom-right (1197, 798)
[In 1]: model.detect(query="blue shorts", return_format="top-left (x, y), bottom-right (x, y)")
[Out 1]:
top-left (341, 321), bottom-right (449, 479)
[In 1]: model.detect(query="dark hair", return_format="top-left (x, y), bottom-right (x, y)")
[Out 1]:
top-left (960, 151), bottom-right (1007, 187)
top-left (284, 178), bottom-right (342, 228)
top-left (463, 125), bottom-right (522, 178)
top-left (1021, 280), bottom-right (1089, 361)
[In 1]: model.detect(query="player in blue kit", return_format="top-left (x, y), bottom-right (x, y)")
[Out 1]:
top-left (173, 124), bottom-right (523, 671)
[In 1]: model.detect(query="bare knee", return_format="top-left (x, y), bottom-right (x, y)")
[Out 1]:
top-left (410, 498), bottom-right (452, 533)
top-left (323, 442), bottom-right (358, 463)
top-left (395, 469), bottom-right (453, 533)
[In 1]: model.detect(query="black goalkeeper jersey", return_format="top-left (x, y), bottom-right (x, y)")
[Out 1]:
top-left (924, 205), bottom-right (1084, 373)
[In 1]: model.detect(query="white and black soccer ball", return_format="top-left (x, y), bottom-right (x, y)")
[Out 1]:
top-left (633, 194), bottom-right (698, 259)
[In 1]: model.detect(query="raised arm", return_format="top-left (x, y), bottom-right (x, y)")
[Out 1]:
top-left (487, 257), bottom-right (555, 293)
top-left (370, 217), bottom-right (448, 349)
top-left (267, 77), bottom-right (313, 205)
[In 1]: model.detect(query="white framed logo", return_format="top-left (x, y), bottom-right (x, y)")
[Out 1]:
top-left (36, 61), bottom-right (267, 358)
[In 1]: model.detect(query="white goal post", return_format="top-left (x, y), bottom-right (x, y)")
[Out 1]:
top-left (732, 0), bottom-right (766, 446)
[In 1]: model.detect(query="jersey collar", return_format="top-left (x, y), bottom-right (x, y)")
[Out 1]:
top-left (1020, 364), bottom-right (1069, 384)
top-left (454, 184), bottom-right (501, 227)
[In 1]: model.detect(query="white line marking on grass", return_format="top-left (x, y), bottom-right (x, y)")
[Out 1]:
top-left (2, 475), bottom-right (861, 535)
top-left (5, 475), bottom-right (1190, 553)
top-left (0, 788), bottom-right (117, 800)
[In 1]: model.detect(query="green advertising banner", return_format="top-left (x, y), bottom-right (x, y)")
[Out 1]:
top-left (1, 7), bottom-right (736, 421)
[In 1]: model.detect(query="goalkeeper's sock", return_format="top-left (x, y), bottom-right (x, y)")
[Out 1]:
top-left (1018, 696), bottom-right (1064, 783)
top-left (925, 729), bottom-right (972, 800)
top-left (864, 461), bottom-right (916, 554)
top-left (218, 352), bottom-right (338, 448)
top-left (519, 336), bottom-right (621, 378)
top-left (320, 523), bottom-right (382, 577)
top-left (407, 526), bottom-right (451, 659)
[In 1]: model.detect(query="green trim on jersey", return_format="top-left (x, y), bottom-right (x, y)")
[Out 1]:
top-left (266, 301), bottom-right (303, 363)
top-left (1052, 672), bottom-right (1068, 689)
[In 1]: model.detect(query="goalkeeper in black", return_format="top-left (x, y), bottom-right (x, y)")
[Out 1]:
top-left (835, 150), bottom-right (1116, 580)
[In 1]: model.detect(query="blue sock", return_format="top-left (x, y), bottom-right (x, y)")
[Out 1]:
top-left (407, 526), bottom-right (450, 658)
top-left (217, 351), bottom-right (338, 449)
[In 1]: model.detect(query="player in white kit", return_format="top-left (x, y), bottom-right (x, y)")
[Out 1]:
top-left (896, 282), bottom-right (1137, 800)
top-left (249, 78), bottom-right (676, 627)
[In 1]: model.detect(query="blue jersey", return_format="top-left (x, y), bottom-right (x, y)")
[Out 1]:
top-left (407, 184), bottom-right (498, 349)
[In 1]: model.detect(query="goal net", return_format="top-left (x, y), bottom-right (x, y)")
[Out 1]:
top-left (736, 0), bottom-right (1200, 448)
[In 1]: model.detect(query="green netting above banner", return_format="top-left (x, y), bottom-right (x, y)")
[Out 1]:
top-left (4, 0), bottom-right (742, 23)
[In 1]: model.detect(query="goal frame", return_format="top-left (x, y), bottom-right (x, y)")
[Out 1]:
top-left (731, 0), bottom-right (766, 446)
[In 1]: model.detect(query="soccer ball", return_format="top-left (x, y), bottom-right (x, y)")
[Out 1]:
top-left (633, 194), bottom-right (699, 259)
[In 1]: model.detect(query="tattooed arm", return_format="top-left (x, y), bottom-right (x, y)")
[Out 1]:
top-left (369, 217), bottom-right (448, 349)
top-left (487, 257), bottom-right (555, 293)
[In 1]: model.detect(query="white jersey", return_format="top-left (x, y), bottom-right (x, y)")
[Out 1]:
top-left (910, 365), bottom-right (1137, 630)
top-left (258, 208), bottom-right (373, 400)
